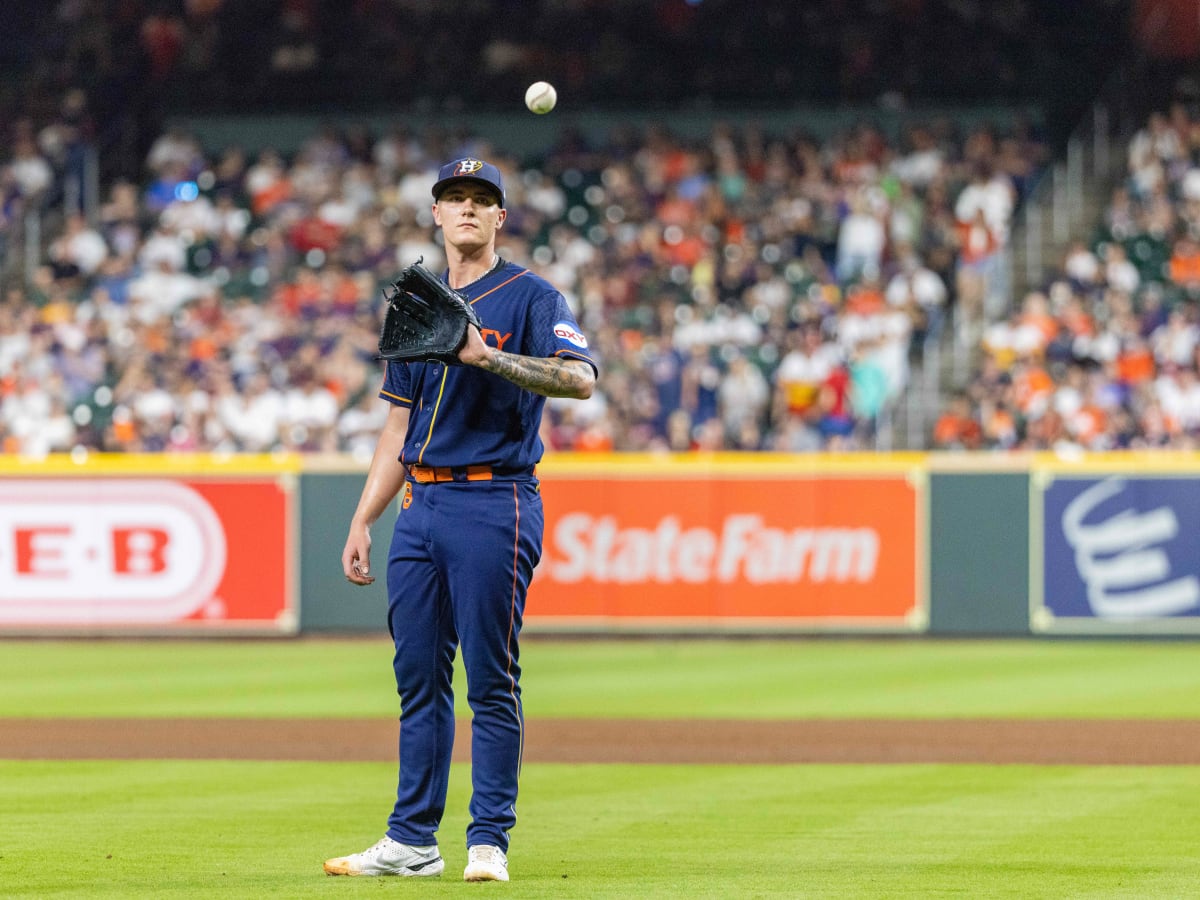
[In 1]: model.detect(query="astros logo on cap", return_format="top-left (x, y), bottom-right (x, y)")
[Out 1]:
top-left (455, 159), bottom-right (485, 176)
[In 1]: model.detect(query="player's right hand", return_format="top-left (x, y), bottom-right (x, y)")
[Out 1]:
top-left (342, 530), bottom-right (374, 586)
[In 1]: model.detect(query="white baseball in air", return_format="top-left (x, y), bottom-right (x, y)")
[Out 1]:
top-left (525, 81), bottom-right (557, 114)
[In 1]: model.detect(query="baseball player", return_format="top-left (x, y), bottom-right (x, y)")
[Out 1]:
top-left (324, 158), bottom-right (597, 882)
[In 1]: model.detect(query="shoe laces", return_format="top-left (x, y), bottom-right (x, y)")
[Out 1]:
top-left (361, 837), bottom-right (395, 860)
top-left (470, 845), bottom-right (505, 865)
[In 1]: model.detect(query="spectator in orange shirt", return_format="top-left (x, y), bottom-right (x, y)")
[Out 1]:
top-left (981, 399), bottom-right (1018, 448)
top-left (1022, 407), bottom-right (1069, 449)
top-left (1168, 235), bottom-right (1200, 293)
top-left (1016, 291), bottom-right (1058, 349)
top-left (1115, 336), bottom-right (1157, 387)
top-left (932, 392), bottom-right (983, 449)
top-left (1011, 359), bottom-right (1056, 418)
top-left (272, 266), bottom-right (324, 316)
top-left (1055, 286), bottom-right (1097, 340)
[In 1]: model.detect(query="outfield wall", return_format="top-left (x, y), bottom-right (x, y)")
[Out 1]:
top-left (0, 454), bottom-right (301, 635)
top-left (2, 452), bottom-right (1198, 636)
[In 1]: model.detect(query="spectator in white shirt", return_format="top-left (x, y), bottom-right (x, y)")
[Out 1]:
top-left (835, 189), bottom-right (885, 284)
top-left (717, 352), bottom-right (770, 439)
top-left (51, 213), bottom-right (109, 276)
top-left (10, 134), bottom-right (54, 199)
top-left (885, 257), bottom-right (947, 347)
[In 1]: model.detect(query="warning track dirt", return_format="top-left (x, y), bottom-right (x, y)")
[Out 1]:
top-left (3, 718), bottom-right (1199, 764)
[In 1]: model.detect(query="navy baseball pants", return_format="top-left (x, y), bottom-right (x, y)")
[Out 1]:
top-left (384, 477), bottom-right (543, 852)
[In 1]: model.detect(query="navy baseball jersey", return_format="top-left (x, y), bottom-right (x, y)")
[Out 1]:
top-left (379, 259), bottom-right (596, 470)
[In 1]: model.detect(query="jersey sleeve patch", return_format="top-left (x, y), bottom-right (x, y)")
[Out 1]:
top-left (553, 321), bottom-right (588, 349)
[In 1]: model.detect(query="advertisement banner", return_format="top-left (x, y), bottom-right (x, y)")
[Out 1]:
top-left (528, 470), bottom-right (923, 630)
top-left (1033, 473), bottom-right (1200, 633)
top-left (0, 476), bottom-right (295, 632)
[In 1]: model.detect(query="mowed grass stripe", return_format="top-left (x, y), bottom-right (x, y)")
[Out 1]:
top-left (0, 761), bottom-right (1197, 898)
top-left (2, 638), bottom-right (1200, 719)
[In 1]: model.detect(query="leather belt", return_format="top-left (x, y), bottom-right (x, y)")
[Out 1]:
top-left (407, 464), bottom-right (495, 483)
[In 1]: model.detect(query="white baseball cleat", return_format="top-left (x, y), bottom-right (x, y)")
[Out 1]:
top-left (323, 836), bottom-right (444, 876)
top-left (463, 844), bottom-right (509, 882)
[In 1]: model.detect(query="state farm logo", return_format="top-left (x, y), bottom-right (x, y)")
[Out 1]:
top-left (0, 480), bottom-right (227, 624)
top-left (547, 513), bottom-right (879, 583)
top-left (553, 322), bottom-right (588, 348)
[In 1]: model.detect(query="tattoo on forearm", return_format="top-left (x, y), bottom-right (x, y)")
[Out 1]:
top-left (483, 352), bottom-right (592, 398)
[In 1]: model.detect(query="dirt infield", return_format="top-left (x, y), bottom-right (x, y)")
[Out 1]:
top-left (4, 718), bottom-right (1200, 764)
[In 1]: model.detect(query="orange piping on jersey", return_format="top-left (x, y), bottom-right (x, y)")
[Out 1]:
top-left (470, 269), bottom-right (530, 306)
top-left (379, 388), bottom-right (411, 404)
top-left (379, 368), bottom-right (413, 406)
top-left (416, 366), bottom-right (450, 465)
top-left (554, 348), bottom-right (597, 365)
top-left (506, 482), bottom-right (524, 778)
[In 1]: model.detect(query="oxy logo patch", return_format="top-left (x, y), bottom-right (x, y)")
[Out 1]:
top-left (553, 322), bottom-right (587, 348)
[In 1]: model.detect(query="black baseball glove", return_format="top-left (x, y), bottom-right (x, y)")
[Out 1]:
top-left (377, 258), bottom-right (483, 364)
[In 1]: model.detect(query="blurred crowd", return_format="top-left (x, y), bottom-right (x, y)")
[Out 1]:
top-left (0, 92), bottom-right (1046, 456)
top-left (0, 1), bottom-right (1127, 190)
top-left (0, 0), bottom-right (1097, 459)
top-left (5, 0), bottom-right (1086, 113)
top-left (933, 101), bottom-right (1200, 452)
top-left (2, 1), bottom-right (1194, 459)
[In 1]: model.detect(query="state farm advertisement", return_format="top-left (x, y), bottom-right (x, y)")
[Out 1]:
top-left (0, 478), bottom-right (294, 632)
top-left (528, 474), bottom-right (922, 630)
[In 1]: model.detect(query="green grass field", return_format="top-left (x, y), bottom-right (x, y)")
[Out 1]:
top-left (3, 638), bottom-right (1200, 897)
top-left (5, 637), bottom-right (1200, 718)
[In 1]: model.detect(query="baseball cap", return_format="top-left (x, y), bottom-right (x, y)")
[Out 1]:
top-left (432, 158), bottom-right (505, 206)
